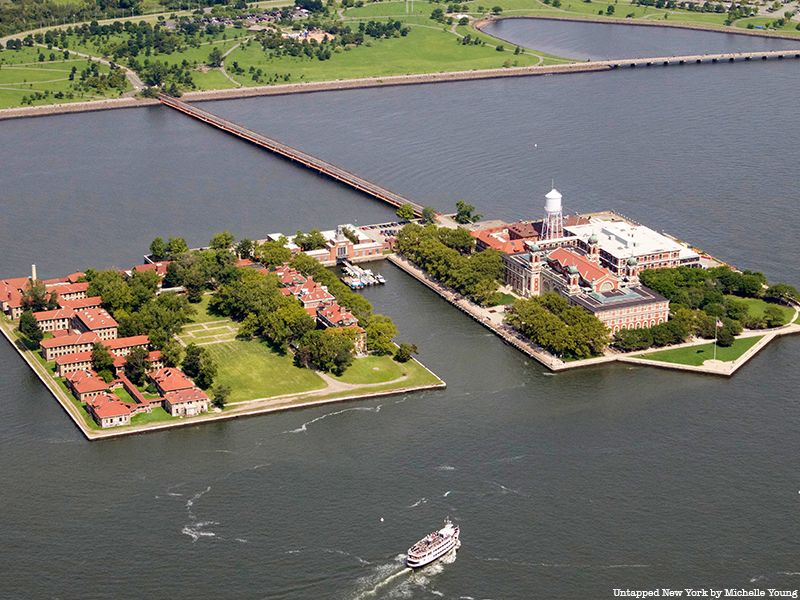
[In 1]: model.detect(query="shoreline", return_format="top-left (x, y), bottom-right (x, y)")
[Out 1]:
top-left (386, 254), bottom-right (800, 376)
top-left (475, 14), bottom-right (800, 42)
top-left (0, 315), bottom-right (445, 441)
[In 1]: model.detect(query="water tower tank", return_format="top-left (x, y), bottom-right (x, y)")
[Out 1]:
top-left (544, 188), bottom-right (562, 214)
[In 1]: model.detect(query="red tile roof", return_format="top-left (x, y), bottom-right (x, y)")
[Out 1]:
top-left (46, 281), bottom-right (89, 295)
top-left (33, 308), bottom-right (74, 322)
top-left (40, 332), bottom-right (99, 349)
top-left (164, 387), bottom-right (209, 405)
top-left (74, 308), bottom-right (117, 330)
top-left (102, 335), bottom-right (149, 350)
top-left (55, 350), bottom-right (93, 366)
top-left (59, 296), bottom-right (102, 310)
top-left (548, 247), bottom-right (610, 283)
top-left (149, 367), bottom-right (194, 393)
top-left (0, 277), bottom-right (29, 309)
top-left (471, 229), bottom-right (528, 254)
top-left (66, 369), bottom-right (109, 394)
top-left (87, 393), bottom-right (132, 418)
top-left (132, 261), bottom-right (171, 277)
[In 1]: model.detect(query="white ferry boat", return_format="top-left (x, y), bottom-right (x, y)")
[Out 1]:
top-left (406, 519), bottom-right (460, 568)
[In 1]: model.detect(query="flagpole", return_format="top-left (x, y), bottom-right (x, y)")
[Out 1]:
top-left (714, 319), bottom-right (718, 361)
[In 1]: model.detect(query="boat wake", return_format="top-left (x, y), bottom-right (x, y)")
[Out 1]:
top-left (408, 497), bottom-right (427, 508)
top-left (283, 405), bottom-right (382, 434)
top-left (350, 546), bottom-right (459, 599)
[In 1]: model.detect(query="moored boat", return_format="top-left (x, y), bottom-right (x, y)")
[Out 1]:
top-left (406, 519), bottom-right (460, 568)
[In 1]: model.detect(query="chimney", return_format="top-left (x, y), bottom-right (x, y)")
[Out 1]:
top-left (31, 264), bottom-right (37, 282)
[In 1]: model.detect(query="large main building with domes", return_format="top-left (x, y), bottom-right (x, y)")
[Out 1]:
top-left (472, 188), bottom-right (702, 333)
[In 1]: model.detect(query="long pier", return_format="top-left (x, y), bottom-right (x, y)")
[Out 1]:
top-left (600, 48), bottom-right (800, 68)
top-left (158, 94), bottom-right (424, 217)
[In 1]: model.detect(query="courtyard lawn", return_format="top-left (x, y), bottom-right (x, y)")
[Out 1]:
top-left (638, 335), bottom-right (763, 366)
top-left (187, 294), bottom-right (230, 324)
top-left (726, 295), bottom-right (795, 326)
top-left (130, 406), bottom-right (173, 425)
top-left (114, 387), bottom-right (136, 404)
top-left (202, 338), bottom-right (326, 402)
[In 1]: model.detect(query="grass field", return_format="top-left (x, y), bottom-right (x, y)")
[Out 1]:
top-left (638, 335), bottom-right (763, 366)
top-left (332, 354), bottom-right (404, 384)
top-left (114, 386), bottom-right (136, 404)
top-left (727, 296), bottom-right (796, 326)
top-left (0, 46), bottom-right (126, 108)
top-left (203, 338), bottom-right (327, 402)
top-left (130, 406), bottom-right (173, 425)
top-left (187, 295), bottom-right (229, 324)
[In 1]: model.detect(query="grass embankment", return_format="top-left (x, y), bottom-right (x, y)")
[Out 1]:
top-left (0, 45), bottom-right (127, 108)
top-left (726, 295), bottom-right (795, 326)
top-left (638, 335), bottom-right (763, 366)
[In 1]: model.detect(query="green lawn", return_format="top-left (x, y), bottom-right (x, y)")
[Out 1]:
top-left (226, 23), bottom-right (550, 88)
top-left (130, 406), bottom-right (173, 425)
top-left (734, 16), bottom-right (800, 32)
top-left (0, 46), bottom-right (128, 108)
top-left (727, 295), bottom-right (795, 326)
top-left (332, 354), bottom-right (405, 384)
top-left (202, 338), bottom-right (326, 402)
top-left (114, 386), bottom-right (136, 404)
top-left (187, 294), bottom-right (230, 324)
top-left (638, 335), bottom-right (763, 366)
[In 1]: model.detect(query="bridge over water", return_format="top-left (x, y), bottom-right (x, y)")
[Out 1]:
top-left (159, 94), bottom-right (425, 217)
top-left (599, 48), bottom-right (800, 68)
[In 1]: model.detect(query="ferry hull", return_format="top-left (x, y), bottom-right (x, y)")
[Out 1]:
top-left (406, 537), bottom-right (460, 569)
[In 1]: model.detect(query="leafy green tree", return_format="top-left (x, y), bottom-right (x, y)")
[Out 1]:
top-left (207, 46), bottom-right (223, 67)
top-left (22, 280), bottom-right (49, 312)
top-left (149, 237), bottom-right (167, 260)
top-left (18, 309), bottom-right (43, 347)
top-left (160, 339), bottom-right (183, 368)
top-left (210, 230), bottom-right (235, 251)
top-left (294, 229), bottom-right (327, 251)
top-left (365, 314), bottom-right (398, 355)
top-left (236, 238), bottom-right (254, 259)
top-left (394, 342), bottom-right (418, 362)
top-left (606, 4), bottom-right (615, 14)
top-left (454, 199), bottom-right (482, 224)
top-left (765, 283), bottom-right (798, 303)
top-left (91, 343), bottom-right (115, 381)
top-left (396, 203), bottom-right (416, 221)
top-left (128, 270), bottom-right (160, 310)
top-left (212, 384), bottom-right (231, 409)
top-left (295, 329), bottom-right (355, 375)
top-left (421, 206), bottom-right (438, 224)
top-left (167, 236), bottom-right (189, 259)
top-left (255, 240), bottom-right (292, 267)
top-left (430, 7), bottom-right (445, 21)
top-left (716, 326), bottom-right (735, 347)
top-left (124, 346), bottom-right (151, 385)
top-left (182, 343), bottom-right (216, 389)
top-left (87, 270), bottom-right (132, 313)
top-left (437, 228), bottom-right (475, 254)
top-left (763, 305), bottom-right (786, 328)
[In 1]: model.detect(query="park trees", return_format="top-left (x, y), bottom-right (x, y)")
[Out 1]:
top-left (365, 314), bottom-right (397, 355)
top-left (167, 236), bottom-right (189, 259)
top-left (394, 342), bottom-right (417, 363)
top-left (212, 384), bottom-right (231, 409)
top-left (396, 203), bottom-right (416, 221)
top-left (18, 310), bottom-right (43, 347)
top-left (207, 46), bottom-right (223, 67)
top-left (149, 236), bottom-right (167, 260)
top-left (765, 283), bottom-right (798, 304)
top-left (124, 346), bottom-right (151, 385)
top-left (254, 239), bottom-right (292, 267)
top-left (295, 328), bottom-right (355, 375)
top-left (454, 199), bottom-right (482, 224)
top-left (236, 238), bottom-right (255, 260)
top-left (421, 206), bottom-right (438, 224)
top-left (21, 280), bottom-right (53, 312)
top-left (293, 229), bottom-right (327, 251)
top-left (87, 269), bottom-right (133, 313)
top-left (182, 343), bottom-right (216, 389)
top-left (506, 292), bottom-right (610, 359)
top-left (210, 230), bottom-right (235, 251)
top-left (91, 343), bottom-right (116, 382)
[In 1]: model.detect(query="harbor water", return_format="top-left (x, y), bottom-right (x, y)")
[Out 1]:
top-left (0, 22), bottom-right (799, 599)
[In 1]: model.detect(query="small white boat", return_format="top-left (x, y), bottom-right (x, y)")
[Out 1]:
top-left (406, 519), bottom-right (460, 568)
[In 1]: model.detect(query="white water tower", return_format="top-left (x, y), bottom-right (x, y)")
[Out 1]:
top-left (541, 187), bottom-right (563, 240)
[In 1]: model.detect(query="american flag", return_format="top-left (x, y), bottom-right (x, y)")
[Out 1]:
top-left (716, 319), bottom-right (724, 328)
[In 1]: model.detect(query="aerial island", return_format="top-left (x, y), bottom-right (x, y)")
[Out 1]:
top-left (1, 0), bottom-right (799, 114)
top-left (2, 186), bottom-right (798, 439)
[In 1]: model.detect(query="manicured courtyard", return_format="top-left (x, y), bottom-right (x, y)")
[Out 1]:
top-left (638, 335), bottom-right (763, 366)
